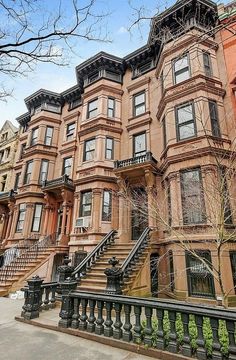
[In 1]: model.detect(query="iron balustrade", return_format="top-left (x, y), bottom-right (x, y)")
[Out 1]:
top-left (114, 151), bottom-right (157, 169)
top-left (121, 227), bottom-right (150, 284)
top-left (59, 290), bottom-right (236, 359)
top-left (72, 230), bottom-right (117, 281)
top-left (42, 174), bottom-right (74, 189)
top-left (0, 233), bottom-right (57, 284)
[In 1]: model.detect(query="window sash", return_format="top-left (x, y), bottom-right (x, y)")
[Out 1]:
top-left (181, 169), bottom-right (205, 225)
top-left (107, 98), bottom-right (115, 117)
top-left (209, 101), bottom-right (221, 137)
top-left (14, 173), bottom-right (20, 191)
top-left (203, 52), bottom-right (212, 77)
top-left (39, 160), bottom-right (49, 183)
top-left (62, 157), bottom-right (72, 176)
top-left (84, 139), bottom-right (95, 161)
top-left (24, 161), bottom-right (33, 184)
top-left (134, 92), bottom-right (145, 116)
top-left (174, 54), bottom-right (190, 84)
top-left (32, 204), bottom-right (43, 232)
top-left (66, 123), bottom-right (75, 140)
top-left (80, 191), bottom-right (92, 217)
top-left (31, 128), bottom-right (38, 145)
top-left (102, 190), bottom-right (112, 221)
top-left (176, 103), bottom-right (196, 141)
top-left (87, 99), bottom-right (98, 118)
top-left (16, 204), bottom-right (26, 231)
top-left (105, 137), bottom-right (114, 160)
top-left (45, 126), bottom-right (53, 146)
top-left (133, 133), bottom-right (146, 157)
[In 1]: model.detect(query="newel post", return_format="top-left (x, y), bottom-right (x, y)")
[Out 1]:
top-left (104, 256), bottom-right (122, 295)
top-left (57, 256), bottom-right (75, 294)
top-left (21, 275), bottom-right (43, 320)
top-left (58, 277), bottom-right (77, 328)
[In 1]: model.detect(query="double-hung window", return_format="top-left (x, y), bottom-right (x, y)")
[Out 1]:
top-left (44, 126), bottom-right (53, 146)
top-left (102, 190), bottom-right (112, 221)
top-left (133, 132), bottom-right (146, 157)
top-left (107, 98), bottom-right (115, 117)
top-left (105, 137), bottom-right (114, 160)
top-left (180, 168), bottom-right (205, 225)
top-left (24, 160), bottom-right (33, 184)
top-left (80, 191), bottom-right (92, 217)
top-left (203, 52), bottom-right (212, 77)
top-left (173, 54), bottom-right (190, 84)
top-left (133, 92), bottom-right (145, 117)
top-left (16, 204), bottom-right (26, 232)
top-left (62, 157), bottom-right (72, 177)
top-left (209, 100), bottom-right (221, 138)
top-left (176, 102), bottom-right (196, 141)
top-left (14, 173), bottom-right (20, 191)
top-left (66, 122), bottom-right (75, 141)
top-left (32, 204), bottom-right (43, 232)
top-left (20, 143), bottom-right (26, 160)
top-left (186, 250), bottom-right (215, 298)
top-left (39, 160), bottom-right (49, 183)
top-left (87, 99), bottom-right (98, 119)
top-left (31, 127), bottom-right (39, 146)
top-left (84, 138), bottom-right (95, 161)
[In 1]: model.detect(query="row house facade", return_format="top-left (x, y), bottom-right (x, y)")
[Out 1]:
top-left (1, 0), bottom-right (236, 305)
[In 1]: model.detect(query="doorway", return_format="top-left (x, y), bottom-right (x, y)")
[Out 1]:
top-left (131, 187), bottom-right (148, 240)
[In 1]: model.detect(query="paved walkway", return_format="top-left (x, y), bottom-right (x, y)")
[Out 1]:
top-left (0, 297), bottom-right (155, 360)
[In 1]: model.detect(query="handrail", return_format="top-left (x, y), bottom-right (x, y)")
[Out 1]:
top-left (72, 229), bottom-right (117, 278)
top-left (121, 227), bottom-right (150, 280)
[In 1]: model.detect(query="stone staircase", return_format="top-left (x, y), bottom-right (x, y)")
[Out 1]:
top-left (0, 235), bottom-right (67, 296)
top-left (77, 229), bottom-right (151, 294)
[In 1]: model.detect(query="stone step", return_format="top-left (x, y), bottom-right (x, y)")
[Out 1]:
top-left (80, 278), bottom-right (107, 285)
top-left (77, 285), bottom-right (105, 293)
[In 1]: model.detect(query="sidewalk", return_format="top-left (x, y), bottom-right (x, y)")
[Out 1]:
top-left (0, 297), bottom-right (155, 360)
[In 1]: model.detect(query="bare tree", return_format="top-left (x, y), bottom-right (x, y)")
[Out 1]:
top-left (0, 0), bottom-right (109, 99)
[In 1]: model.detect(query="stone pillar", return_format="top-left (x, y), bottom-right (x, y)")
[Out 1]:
top-left (9, 204), bottom-right (18, 238)
top-left (92, 188), bottom-right (102, 232)
top-left (145, 169), bottom-right (156, 228)
top-left (111, 191), bottom-right (119, 229)
top-left (5, 202), bottom-right (14, 239)
top-left (23, 203), bottom-right (34, 237)
top-left (66, 205), bottom-right (73, 236)
top-left (42, 205), bottom-right (50, 236)
top-left (117, 177), bottom-right (129, 242)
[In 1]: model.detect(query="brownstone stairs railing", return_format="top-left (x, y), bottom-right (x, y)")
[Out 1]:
top-left (0, 233), bottom-right (66, 296)
top-left (73, 228), bottom-right (151, 294)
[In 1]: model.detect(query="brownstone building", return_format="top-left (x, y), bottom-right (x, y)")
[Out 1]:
top-left (1, 0), bottom-right (236, 305)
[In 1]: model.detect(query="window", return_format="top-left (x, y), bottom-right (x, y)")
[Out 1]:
top-left (0, 151), bottom-right (4, 164)
top-left (133, 132), bottom-right (146, 157)
top-left (134, 61), bottom-right (153, 77)
top-left (1, 175), bottom-right (7, 191)
top-left (5, 148), bottom-right (10, 159)
top-left (69, 98), bottom-right (81, 110)
top-left (102, 190), bottom-right (112, 221)
top-left (88, 71), bottom-right (99, 84)
top-left (107, 98), bottom-right (115, 118)
top-left (16, 204), bottom-right (26, 232)
top-left (176, 102), bottom-right (196, 141)
top-left (32, 204), bottom-right (43, 232)
top-left (180, 168), bottom-right (205, 225)
top-left (20, 143), bottom-right (26, 160)
top-left (66, 122), bottom-right (75, 141)
top-left (219, 167), bottom-right (232, 224)
top-left (31, 127), bottom-right (39, 146)
top-left (186, 250), bottom-right (215, 298)
top-left (173, 54), bottom-right (190, 84)
top-left (44, 126), bottom-right (53, 146)
top-left (209, 100), bottom-right (221, 138)
top-left (62, 157), bottom-right (72, 177)
top-left (169, 250), bottom-right (175, 292)
top-left (105, 137), bottom-right (114, 160)
top-left (1, 132), bottom-right (8, 141)
top-left (84, 138), bottom-right (95, 161)
top-left (203, 52), bottom-right (212, 77)
top-left (24, 160), bottom-right (33, 184)
top-left (105, 70), bottom-right (121, 82)
top-left (133, 92), bottom-right (146, 117)
top-left (80, 191), bottom-right (92, 217)
top-left (39, 160), bottom-right (49, 183)
top-left (160, 70), bottom-right (164, 95)
top-left (162, 116), bottom-right (167, 149)
top-left (87, 99), bottom-right (98, 119)
top-left (230, 252), bottom-right (236, 293)
top-left (14, 173), bottom-right (20, 191)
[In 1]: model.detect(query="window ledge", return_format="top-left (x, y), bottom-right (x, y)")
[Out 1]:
top-left (128, 110), bottom-right (150, 122)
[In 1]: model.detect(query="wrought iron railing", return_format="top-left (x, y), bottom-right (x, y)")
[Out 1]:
top-left (0, 189), bottom-right (16, 199)
top-left (114, 151), bottom-right (157, 169)
top-left (72, 230), bottom-right (117, 281)
top-left (121, 227), bottom-right (150, 284)
top-left (42, 174), bottom-right (74, 189)
top-left (0, 234), bottom-right (56, 284)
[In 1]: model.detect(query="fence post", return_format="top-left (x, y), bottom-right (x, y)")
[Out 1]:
top-left (104, 256), bottom-right (122, 295)
top-left (58, 277), bottom-right (77, 328)
top-left (21, 275), bottom-right (43, 320)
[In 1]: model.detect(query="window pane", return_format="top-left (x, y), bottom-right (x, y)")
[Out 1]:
top-left (102, 191), bottom-right (112, 221)
top-left (134, 133), bottom-right (146, 155)
top-left (135, 104), bottom-right (146, 116)
top-left (177, 104), bottom-right (193, 124)
top-left (135, 93), bottom-right (145, 106)
top-left (179, 123), bottom-right (195, 139)
top-left (88, 100), bottom-right (97, 111)
top-left (174, 55), bottom-right (188, 72)
top-left (175, 70), bottom-right (190, 83)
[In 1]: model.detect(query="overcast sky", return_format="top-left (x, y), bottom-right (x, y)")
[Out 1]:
top-left (0, 0), bottom-right (226, 128)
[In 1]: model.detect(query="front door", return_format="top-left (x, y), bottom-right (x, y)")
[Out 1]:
top-left (131, 187), bottom-right (148, 240)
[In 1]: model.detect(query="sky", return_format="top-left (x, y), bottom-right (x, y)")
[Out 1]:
top-left (0, 0), bottom-right (226, 128)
